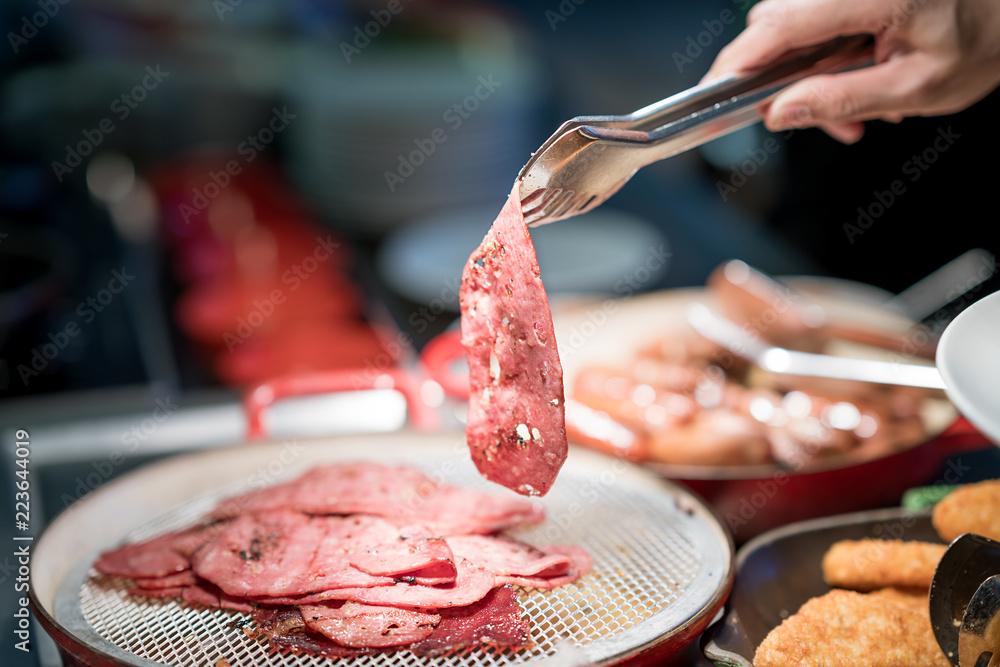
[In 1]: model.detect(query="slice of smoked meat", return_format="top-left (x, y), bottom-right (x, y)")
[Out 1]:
top-left (460, 180), bottom-right (567, 496)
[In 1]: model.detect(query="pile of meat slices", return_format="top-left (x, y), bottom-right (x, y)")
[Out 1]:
top-left (92, 462), bottom-right (592, 659)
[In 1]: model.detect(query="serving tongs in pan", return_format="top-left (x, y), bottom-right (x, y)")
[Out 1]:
top-left (931, 533), bottom-right (1000, 667)
top-left (685, 301), bottom-right (947, 390)
top-left (519, 33), bottom-right (874, 226)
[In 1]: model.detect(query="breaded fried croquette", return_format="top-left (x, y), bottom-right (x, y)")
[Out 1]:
top-left (822, 539), bottom-right (946, 591)
top-left (933, 479), bottom-right (1000, 543)
top-left (868, 586), bottom-right (929, 611)
top-left (753, 589), bottom-right (950, 667)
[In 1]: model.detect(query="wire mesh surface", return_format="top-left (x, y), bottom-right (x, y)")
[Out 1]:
top-left (70, 450), bottom-right (725, 666)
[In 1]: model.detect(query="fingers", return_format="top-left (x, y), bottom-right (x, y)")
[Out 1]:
top-left (745, 99), bottom-right (863, 143)
top-left (760, 58), bottom-right (923, 130)
top-left (705, 0), bottom-right (886, 80)
top-left (819, 121), bottom-right (866, 144)
top-left (759, 101), bottom-right (864, 144)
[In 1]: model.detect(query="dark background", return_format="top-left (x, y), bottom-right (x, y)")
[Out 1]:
top-left (1, 1), bottom-right (998, 665)
top-left (2, 0), bottom-right (999, 400)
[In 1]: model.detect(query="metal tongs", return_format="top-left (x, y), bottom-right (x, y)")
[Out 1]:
top-left (931, 533), bottom-right (1000, 667)
top-left (686, 302), bottom-right (947, 389)
top-left (518, 34), bottom-right (874, 226)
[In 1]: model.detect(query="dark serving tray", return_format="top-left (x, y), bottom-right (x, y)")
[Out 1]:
top-left (701, 507), bottom-right (943, 666)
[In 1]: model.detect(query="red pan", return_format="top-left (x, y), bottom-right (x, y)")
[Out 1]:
top-left (422, 283), bottom-right (991, 542)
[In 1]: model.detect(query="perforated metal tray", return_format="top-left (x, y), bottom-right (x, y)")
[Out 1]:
top-left (31, 431), bottom-right (733, 666)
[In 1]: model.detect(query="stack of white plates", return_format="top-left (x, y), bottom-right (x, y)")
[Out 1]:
top-left (285, 22), bottom-right (540, 235)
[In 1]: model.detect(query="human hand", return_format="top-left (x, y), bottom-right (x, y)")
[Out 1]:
top-left (704, 0), bottom-right (1000, 143)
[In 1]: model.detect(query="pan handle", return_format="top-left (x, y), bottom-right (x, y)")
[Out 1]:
top-left (420, 329), bottom-right (470, 399)
top-left (243, 367), bottom-right (440, 441)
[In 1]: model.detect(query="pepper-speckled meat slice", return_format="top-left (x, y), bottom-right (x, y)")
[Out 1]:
top-left (460, 180), bottom-right (567, 496)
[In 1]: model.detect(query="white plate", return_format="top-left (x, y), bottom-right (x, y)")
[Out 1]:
top-left (937, 289), bottom-right (1000, 445)
top-left (376, 205), bottom-right (668, 308)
